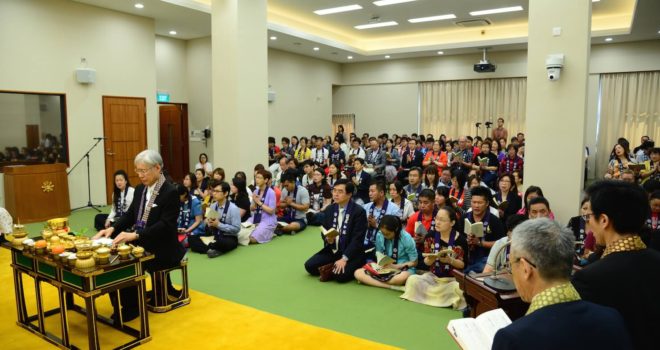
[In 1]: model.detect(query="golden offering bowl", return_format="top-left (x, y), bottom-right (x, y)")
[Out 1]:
top-left (47, 218), bottom-right (68, 231)
top-left (63, 241), bottom-right (75, 250)
top-left (50, 236), bottom-right (61, 244)
top-left (117, 244), bottom-right (131, 255)
top-left (42, 230), bottom-right (54, 241)
top-left (76, 250), bottom-right (93, 260)
top-left (95, 247), bottom-right (111, 259)
top-left (131, 246), bottom-right (145, 258)
top-left (75, 256), bottom-right (95, 269)
top-left (11, 231), bottom-right (28, 247)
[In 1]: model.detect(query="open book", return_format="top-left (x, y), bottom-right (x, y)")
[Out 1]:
top-left (423, 248), bottom-right (456, 259)
top-left (205, 207), bottom-right (220, 220)
top-left (477, 156), bottom-right (489, 166)
top-left (241, 222), bottom-right (255, 228)
top-left (199, 236), bottom-right (216, 246)
top-left (464, 219), bottom-right (484, 238)
top-left (628, 163), bottom-right (645, 172)
top-left (493, 198), bottom-right (509, 211)
top-left (407, 193), bottom-right (418, 201)
top-left (321, 226), bottom-right (339, 241)
top-left (376, 251), bottom-right (395, 267)
top-left (447, 308), bottom-right (512, 350)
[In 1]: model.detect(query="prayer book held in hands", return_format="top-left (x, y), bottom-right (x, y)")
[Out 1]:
top-left (423, 248), bottom-right (456, 259)
top-left (205, 207), bottom-right (220, 220)
top-left (321, 226), bottom-right (339, 241)
top-left (464, 219), bottom-right (484, 238)
top-left (414, 221), bottom-right (428, 236)
top-left (376, 251), bottom-right (395, 267)
top-left (447, 308), bottom-right (512, 350)
top-left (493, 198), bottom-right (509, 211)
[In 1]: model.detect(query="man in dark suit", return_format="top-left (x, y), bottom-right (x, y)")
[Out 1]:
top-left (304, 179), bottom-right (367, 283)
top-left (94, 149), bottom-right (186, 322)
top-left (492, 218), bottom-right (632, 350)
top-left (350, 158), bottom-right (371, 205)
top-left (572, 180), bottom-right (660, 350)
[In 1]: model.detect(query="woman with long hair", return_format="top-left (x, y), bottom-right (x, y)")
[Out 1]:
top-left (294, 137), bottom-right (312, 162)
top-left (326, 162), bottom-right (346, 188)
top-left (176, 183), bottom-right (204, 247)
top-left (389, 180), bottom-right (415, 223)
top-left (182, 172), bottom-right (197, 197)
top-left (94, 170), bottom-right (134, 230)
top-left (494, 173), bottom-right (522, 222)
top-left (230, 177), bottom-right (251, 222)
top-left (423, 164), bottom-right (440, 190)
top-left (606, 143), bottom-right (634, 179)
top-left (353, 215), bottom-right (418, 290)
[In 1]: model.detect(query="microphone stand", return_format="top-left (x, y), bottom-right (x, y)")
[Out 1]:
top-left (475, 123), bottom-right (482, 138)
top-left (485, 122), bottom-right (493, 136)
top-left (483, 240), bottom-right (516, 291)
top-left (68, 138), bottom-right (104, 212)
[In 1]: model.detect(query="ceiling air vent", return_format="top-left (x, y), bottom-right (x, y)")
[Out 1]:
top-left (455, 19), bottom-right (491, 27)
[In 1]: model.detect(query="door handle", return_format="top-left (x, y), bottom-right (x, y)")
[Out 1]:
top-left (106, 152), bottom-right (115, 156)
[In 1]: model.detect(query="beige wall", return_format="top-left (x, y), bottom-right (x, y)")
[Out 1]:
top-left (185, 37), bottom-right (213, 171)
top-left (0, 0), bottom-right (158, 209)
top-left (268, 49), bottom-right (342, 141)
top-left (155, 35), bottom-right (188, 103)
top-left (0, 93), bottom-right (29, 151)
top-left (332, 83), bottom-right (419, 135)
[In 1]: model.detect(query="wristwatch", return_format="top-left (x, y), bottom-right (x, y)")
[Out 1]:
top-left (341, 254), bottom-right (349, 262)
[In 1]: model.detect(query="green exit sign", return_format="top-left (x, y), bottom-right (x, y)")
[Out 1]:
top-left (157, 92), bottom-right (170, 102)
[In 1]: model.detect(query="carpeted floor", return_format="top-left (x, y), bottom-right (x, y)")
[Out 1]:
top-left (3, 208), bottom-right (461, 349)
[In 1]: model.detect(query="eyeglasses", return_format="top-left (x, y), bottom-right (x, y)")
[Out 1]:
top-left (581, 212), bottom-right (594, 221)
top-left (512, 256), bottom-right (537, 269)
top-left (135, 167), bottom-right (153, 174)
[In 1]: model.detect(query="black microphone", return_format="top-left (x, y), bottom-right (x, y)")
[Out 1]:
top-left (485, 121), bottom-right (493, 127)
top-left (476, 123), bottom-right (482, 128)
top-left (93, 137), bottom-right (107, 140)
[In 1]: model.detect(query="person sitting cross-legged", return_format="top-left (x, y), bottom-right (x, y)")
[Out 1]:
top-left (276, 171), bottom-right (310, 235)
top-left (354, 215), bottom-right (417, 290)
top-left (304, 179), bottom-right (367, 283)
top-left (188, 180), bottom-right (241, 258)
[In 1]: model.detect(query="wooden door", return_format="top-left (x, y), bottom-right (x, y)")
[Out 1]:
top-left (102, 96), bottom-right (147, 204)
top-left (159, 104), bottom-right (189, 183)
top-left (26, 124), bottom-right (40, 149)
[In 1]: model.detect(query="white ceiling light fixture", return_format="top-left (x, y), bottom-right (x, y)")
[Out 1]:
top-left (437, 51), bottom-right (444, 55)
top-left (347, 56), bottom-right (354, 60)
top-left (134, 3), bottom-right (144, 9)
top-left (169, 30), bottom-right (177, 35)
top-left (313, 47), bottom-right (320, 51)
top-left (604, 37), bottom-right (613, 41)
top-left (314, 4), bottom-right (362, 16)
top-left (270, 36), bottom-right (277, 40)
top-left (385, 55), bottom-right (391, 59)
top-left (470, 6), bottom-right (524, 16)
top-left (355, 21), bottom-right (398, 30)
top-left (373, 0), bottom-right (416, 6)
top-left (408, 14), bottom-right (456, 23)
top-left (592, 0), bottom-right (600, 2)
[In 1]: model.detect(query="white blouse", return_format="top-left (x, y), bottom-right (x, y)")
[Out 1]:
top-left (107, 187), bottom-right (135, 222)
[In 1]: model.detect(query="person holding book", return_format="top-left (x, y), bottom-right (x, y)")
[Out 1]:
top-left (403, 167), bottom-right (424, 209)
top-left (472, 141), bottom-right (499, 189)
top-left (450, 136), bottom-right (473, 174)
top-left (401, 206), bottom-right (467, 309)
top-left (363, 181), bottom-right (402, 259)
top-left (247, 169), bottom-right (278, 244)
top-left (306, 167), bottom-right (333, 226)
top-left (189, 180), bottom-right (241, 258)
top-left (494, 174), bottom-right (522, 223)
top-left (351, 158), bottom-right (371, 205)
top-left (389, 180), bottom-right (415, 223)
top-left (605, 143), bottom-right (634, 179)
top-left (448, 169), bottom-right (467, 208)
top-left (175, 183), bottom-right (205, 247)
top-left (491, 218), bottom-right (632, 350)
top-left (482, 214), bottom-right (528, 274)
top-left (572, 181), bottom-right (660, 350)
top-left (640, 147), bottom-right (660, 184)
top-left (364, 137), bottom-right (386, 175)
top-left (276, 171), bottom-right (310, 235)
top-left (304, 179), bottom-right (368, 283)
top-left (354, 215), bottom-right (418, 290)
top-left (464, 186), bottom-right (506, 273)
top-left (405, 189), bottom-right (438, 269)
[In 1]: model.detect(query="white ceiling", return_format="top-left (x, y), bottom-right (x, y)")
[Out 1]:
top-left (72, 0), bottom-right (660, 63)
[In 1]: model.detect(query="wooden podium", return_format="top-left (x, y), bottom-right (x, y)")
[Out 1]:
top-left (453, 270), bottom-right (529, 321)
top-left (3, 163), bottom-right (70, 223)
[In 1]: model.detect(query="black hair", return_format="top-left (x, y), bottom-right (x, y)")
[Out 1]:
top-left (334, 178), bottom-right (355, 195)
top-left (268, 136), bottom-right (276, 144)
top-left (650, 190), bottom-right (660, 201)
top-left (523, 186), bottom-right (545, 208)
top-left (505, 214), bottom-right (528, 232)
top-left (419, 188), bottom-right (436, 201)
top-left (451, 169), bottom-right (467, 189)
top-left (112, 170), bottom-right (131, 212)
top-left (470, 186), bottom-right (492, 203)
top-left (198, 153), bottom-right (209, 163)
top-left (369, 179), bottom-right (387, 193)
top-left (379, 215), bottom-right (403, 238)
top-left (353, 157), bottom-right (365, 165)
top-left (390, 180), bottom-right (407, 199)
top-left (209, 179), bottom-right (230, 194)
top-left (281, 170), bottom-right (298, 185)
top-left (409, 166), bottom-right (422, 177)
top-left (586, 180), bottom-right (649, 234)
top-left (281, 137), bottom-right (290, 144)
top-left (528, 196), bottom-right (550, 211)
top-left (184, 171), bottom-right (197, 190)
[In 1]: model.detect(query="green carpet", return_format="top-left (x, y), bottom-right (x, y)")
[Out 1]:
top-left (20, 208), bottom-right (460, 349)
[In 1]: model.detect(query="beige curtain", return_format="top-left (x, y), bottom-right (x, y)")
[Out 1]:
top-left (595, 71), bottom-right (660, 177)
top-left (419, 78), bottom-right (527, 140)
top-left (332, 114), bottom-right (355, 140)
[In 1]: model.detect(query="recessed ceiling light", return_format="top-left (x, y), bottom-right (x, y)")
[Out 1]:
top-left (470, 6), bottom-right (523, 16)
top-left (408, 14), bottom-right (456, 23)
top-left (385, 55), bottom-right (391, 59)
top-left (605, 37), bottom-right (613, 42)
top-left (592, 0), bottom-right (600, 2)
top-left (314, 4), bottom-right (362, 15)
top-left (657, 30), bottom-right (660, 34)
top-left (348, 56), bottom-right (354, 60)
top-left (437, 51), bottom-right (444, 55)
top-left (355, 21), bottom-right (398, 30)
top-left (373, 0), bottom-right (416, 6)
top-left (169, 30), bottom-right (177, 35)
top-left (313, 47), bottom-right (320, 51)
top-left (134, 3), bottom-right (144, 9)
top-left (269, 36), bottom-right (277, 40)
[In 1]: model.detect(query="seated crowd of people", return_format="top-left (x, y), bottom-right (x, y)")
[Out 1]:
top-left (86, 122), bottom-right (659, 349)
top-left (0, 133), bottom-right (66, 164)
